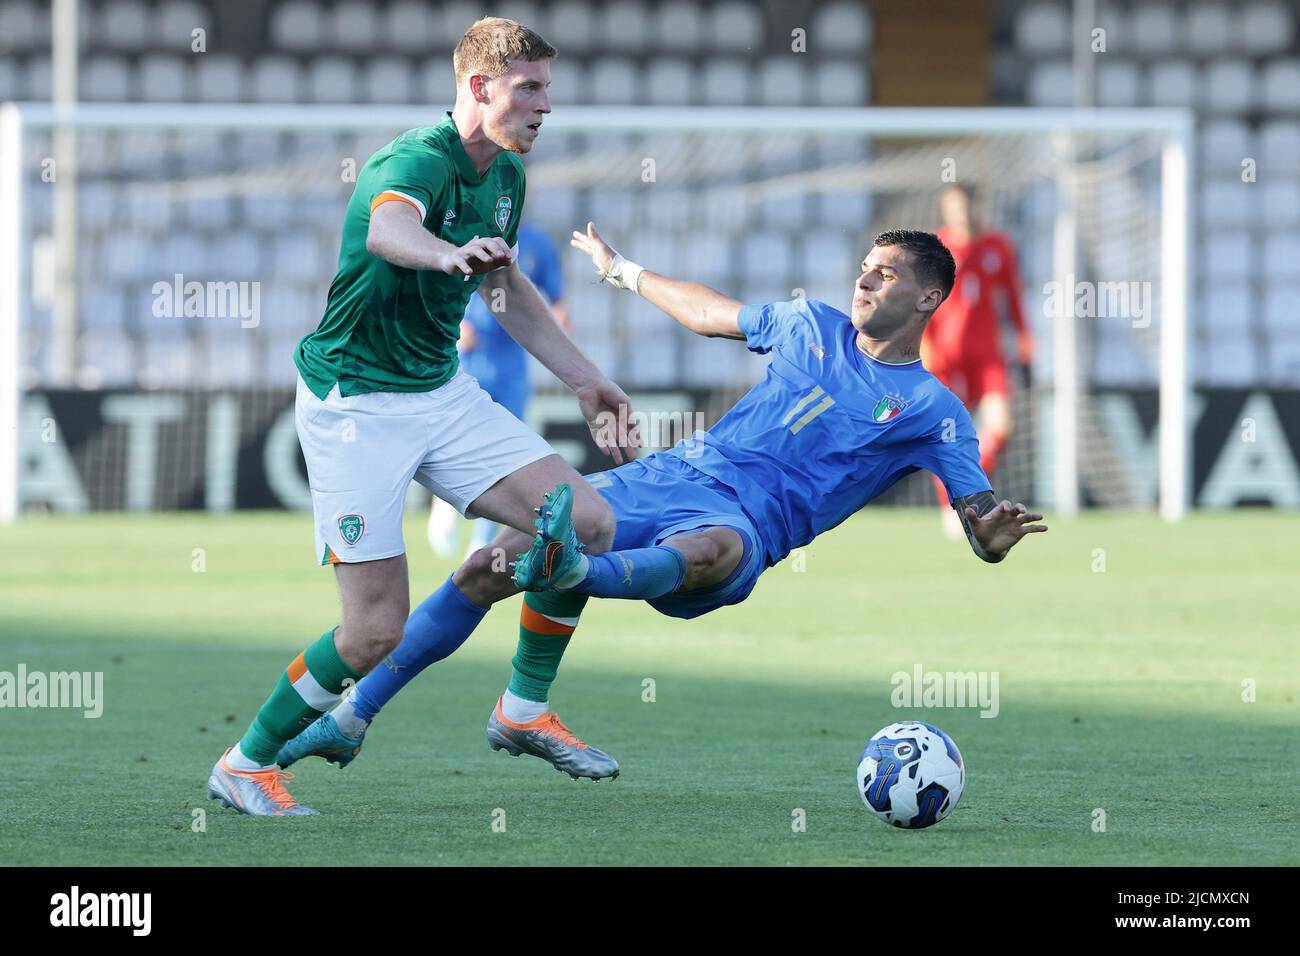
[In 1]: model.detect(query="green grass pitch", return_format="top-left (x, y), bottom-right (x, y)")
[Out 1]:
top-left (1, 508), bottom-right (1296, 866)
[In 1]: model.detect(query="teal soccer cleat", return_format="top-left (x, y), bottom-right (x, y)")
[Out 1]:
top-left (511, 482), bottom-right (587, 591)
top-left (274, 712), bottom-right (365, 770)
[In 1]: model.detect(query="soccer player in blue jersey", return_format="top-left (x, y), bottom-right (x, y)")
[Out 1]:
top-left (428, 220), bottom-right (569, 557)
top-left (276, 224), bottom-right (1047, 787)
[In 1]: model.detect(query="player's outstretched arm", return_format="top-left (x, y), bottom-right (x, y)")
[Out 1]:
top-left (480, 261), bottom-right (639, 465)
top-left (367, 201), bottom-right (513, 275)
top-left (571, 221), bottom-right (745, 340)
top-left (953, 492), bottom-right (1048, 563)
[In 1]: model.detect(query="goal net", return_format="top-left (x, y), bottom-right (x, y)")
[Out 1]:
top-left (0, 103), bottom-right (1193, 520)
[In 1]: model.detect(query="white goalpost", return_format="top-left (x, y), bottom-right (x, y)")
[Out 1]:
top-left (0, 103), bottom-right (1194, 522)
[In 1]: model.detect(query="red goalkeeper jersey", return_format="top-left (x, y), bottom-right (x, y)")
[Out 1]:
top-left (925, 228), bottom-right (1028, 368)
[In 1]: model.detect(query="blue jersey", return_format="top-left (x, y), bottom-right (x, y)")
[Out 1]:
top-left (460, 222), bottom-right (565, 416)
top-left (664, 298), bottom-right (991, 567)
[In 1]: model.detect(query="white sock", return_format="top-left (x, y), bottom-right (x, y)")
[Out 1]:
top-left (554, 552), bottom-right (589, 589)
top-left (331, 687), bottom-right (370, 738)
top-left (225, 743), bottom-right (274, 772)
top-left (501, 688), bottom-right (548, 723)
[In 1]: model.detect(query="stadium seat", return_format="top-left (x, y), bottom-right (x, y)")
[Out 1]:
top-left (99, 0), bottom-right (150, 51)
top-left (329, 1), bottom-right (380, 52)
top-left (193, 54), bottom-right (244, 102)
top-left (758, 193), bottom-right (808, 230)
top-left (701, 59), bottom-right (750, 107)
top-left (79, 56), bottom-right (133, 101)
top-left (1026, 61), bottom-right (1073, 107)
top-left (1263, 334), bottom-right (1300, 385)
top-left (1259, 120), bottom-right (1300, 172)
top-left (1240, 1), bottom-right (1295, 54)
top-left (812, 1), bottom-right (872, 55)
top-left (813, 60), bottom-right (868, 106)
top-left (1199, 119), bottom-right (1254, 175)
top-left (541, 56), bottom-right (582, 104)
top-left (199, 329), bottom-right (256, 387)
top-left (740, 232), bottom-right (792, 282)
top-left (598, 2), bottom-right (649, 53)
top-left (79, 183), bottom-right (118, 232)
top-left (305, 56), bottom-right (357, 103)
top-left (250, 56), bottom-right (304, 102)
top-left (645, 59), bottom-right (696, 105)
top-left (627, 332), bottom-right (678, 387)
top-left (587, 189), bottom-right (636, 232)
top-left (800, 232), bottom-right (856, 281)
top-left (1260, 59), bottom-right (1300, 112)
top-left (270, 233), bottom-right (325, 281)
top-left (1199, 232), bottom-right (1257, 278)
top-left (270, 1), bottom-right (324, 53)
top-left (1199, 179), bottom-right (1256, 228)
top-left (156, 1), bottom-right (208, 49)
top-left (1202, 59), bottom-right (1258, 113)
top-left (1147, 60), bottom-right (1199, 108)
top-left (80, 286), bottom-right (127, 331)
top-left (140, 332), bottom-right (197, 387)
top-left (590, 57), bottom-right (640, 105)
top-left (1262, 282), bottom-right (1300, 336)
top-left (1259, 179), bottom-right (1300, 227)
top-left (710, 1), bottom-right (763, 53)
top-left (24, 55), bottom-right (52, 100)
top-left (1262, 233), bottom-right (1300, 278)
top-left (758, 59), bottom-right (808, 107)
top-left (361, 59), bottom-right (414, 104)
top-left (1203, 283), bottom-right (1254, 336)
top-left (1130, 4), bottom-right (1179, 55)
top-left (0, 1), bottom-right (42, 51)
top-left (75, 331), bottom-right (136, 387)
top-left (1199, 336), bottom-right (1258, 386)
top-left (1014, 3), bottom-right (1070, 55)
top-left (654, 1), bottom-right (704, 52)
top-left (212, 235), bottom-right (263, 280)
top-left (522, 186), bottom-right (579, 231)
top-left (814, 191), bottom-right (873, 232)
top-left (1184, 2), bottom-right (1238, 55)
top-left (185, 196), bottom-right (235, 232)
top-left (1097, 61), bottom-right (1141, 108)
top-left (683, 231), bottom-right (733, 279)
top-left (385, 1), bottom-right (435, 53)
top-left (547, 1), bottom-right (597, 51)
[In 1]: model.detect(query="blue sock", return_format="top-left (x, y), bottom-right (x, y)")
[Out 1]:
top-left (570, 546), bottom-right (686, 600)
top-left (351, 575), bottom-right (487, 721)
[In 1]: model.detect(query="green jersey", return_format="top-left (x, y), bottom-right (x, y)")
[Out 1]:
top-left (295, 112), bottom-right (525, 398)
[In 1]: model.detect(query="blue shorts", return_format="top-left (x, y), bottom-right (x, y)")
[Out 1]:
top-left (583, 452), bottom-right (764, 620)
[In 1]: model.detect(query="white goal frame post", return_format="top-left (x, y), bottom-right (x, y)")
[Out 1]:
top-left (0, 103), bottom-right (1194, 524)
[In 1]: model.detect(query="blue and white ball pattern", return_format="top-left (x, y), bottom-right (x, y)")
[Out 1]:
top-left (856, 721), bottom-right (965, 829)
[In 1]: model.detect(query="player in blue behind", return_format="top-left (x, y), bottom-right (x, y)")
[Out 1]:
top-left (428, 221), bottom-right (569, 558)
top-left (277, 225), bottom-right (1047, 790)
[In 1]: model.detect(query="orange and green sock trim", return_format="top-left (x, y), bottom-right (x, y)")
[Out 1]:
top-left (237, 627), bottom-right (361, 765)
top-left (508, 590), bottom-right (588, 703)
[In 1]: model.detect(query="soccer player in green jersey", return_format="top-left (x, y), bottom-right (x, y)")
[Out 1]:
top-left (207, 18), bottom-right (636, 816)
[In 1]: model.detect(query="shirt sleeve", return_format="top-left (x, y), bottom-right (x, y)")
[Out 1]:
top-left (368, 147), bottom-right (450, 225)
top-left (923, 397), bottom-right (992, 503)
top-left (736, 299), bottom-right (810, 354)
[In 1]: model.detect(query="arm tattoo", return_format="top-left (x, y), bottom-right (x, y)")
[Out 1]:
top-left (952, 491), bottom-right (1005, 563)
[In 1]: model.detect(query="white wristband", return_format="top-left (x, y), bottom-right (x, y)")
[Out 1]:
top-left (601, 252), bottom-right (645, 295)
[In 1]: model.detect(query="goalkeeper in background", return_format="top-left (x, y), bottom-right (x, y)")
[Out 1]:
top-left (925, 184), bottom-right (1034, 536)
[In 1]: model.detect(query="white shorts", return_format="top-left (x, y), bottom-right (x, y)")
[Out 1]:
top-left (296, 370), bottom-right (555, 565)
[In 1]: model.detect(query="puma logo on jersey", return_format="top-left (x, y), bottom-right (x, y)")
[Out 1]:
top-left (808, 342), bottom-right (827, 360)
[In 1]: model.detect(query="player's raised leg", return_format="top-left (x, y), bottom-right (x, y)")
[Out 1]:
top-left (277, 454), bottom-right (616, 770)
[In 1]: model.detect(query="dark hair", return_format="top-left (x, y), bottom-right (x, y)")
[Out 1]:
top-left (872, 229), bottom-right (956, 300)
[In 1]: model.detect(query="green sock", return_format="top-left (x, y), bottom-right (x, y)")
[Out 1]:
top-left (508, 590), bottom-right (589, 703)
top-left (237, 628), bottom-right (361, 765)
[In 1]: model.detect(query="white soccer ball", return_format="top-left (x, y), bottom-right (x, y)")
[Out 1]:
top-left (856, 720), bottom-right (965, 829)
